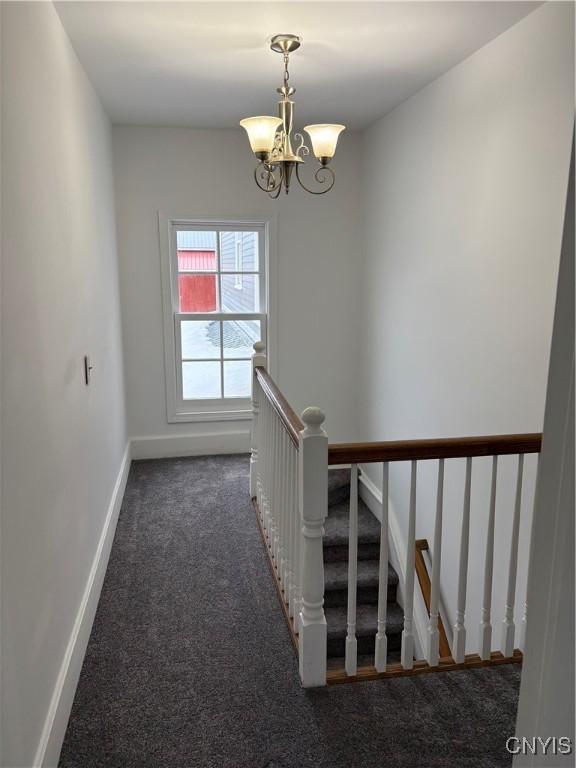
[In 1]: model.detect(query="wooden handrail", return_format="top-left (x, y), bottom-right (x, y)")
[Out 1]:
top-left (328, 433), bottom-right (542, 466)
top-left (415, 540), bottom-right (452, 660)
top-left (255, 367), bottom-right (304, 447)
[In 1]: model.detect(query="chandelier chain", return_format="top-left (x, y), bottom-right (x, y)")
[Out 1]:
top-left (283, 53), bottom-right (290, 88)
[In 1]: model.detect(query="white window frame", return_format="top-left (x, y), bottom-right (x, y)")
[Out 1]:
top-left (158, 213), bottom-right (276, 423)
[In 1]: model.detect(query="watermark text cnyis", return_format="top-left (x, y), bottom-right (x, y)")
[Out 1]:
top-left (506, 737), bottom-right (573, 756)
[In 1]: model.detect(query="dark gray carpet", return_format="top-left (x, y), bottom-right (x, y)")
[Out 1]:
top-left (59, 455), bottom-right (521, 768)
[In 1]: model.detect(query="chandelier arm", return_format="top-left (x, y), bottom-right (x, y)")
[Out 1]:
top-left (253, 162), bottom-right (282, 193)
top-left (265, 164), bottom-right (283, 193)
top-left (293, 133), bottom-right (310, 159)
top-left (268, 180), bottom-right (283, 199)
top-left (295, 163), bottom-right (335, 195)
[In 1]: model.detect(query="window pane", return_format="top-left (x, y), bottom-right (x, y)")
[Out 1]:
top-left (219, 231), bottom-right (259, 272)
top-left (182, 361), bottom-right (221, 399)
top-left (222, 320), bottom-right (261, 359)
top-left (224, 360), bottom-right (251, 398)
top-left (179, 274), bottom-right (218, 312)
top-left (220, 274), bottom-right (259, 312)
top-left (177, 251), bottom-right (217, 273)
top-left (181, 320), bottom-right (220, 359)
top-left (177, 231), bottom-right (217, 274)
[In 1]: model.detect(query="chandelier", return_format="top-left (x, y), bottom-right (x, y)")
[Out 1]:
top-left (240, 34), bottom-right (345, 197)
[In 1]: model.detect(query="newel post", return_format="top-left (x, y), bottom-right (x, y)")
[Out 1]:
top-left (250, 342), bottom-right (267, 498)
top-left (298, 406), bottom-right (328, 687)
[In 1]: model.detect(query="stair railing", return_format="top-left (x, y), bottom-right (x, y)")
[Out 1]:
top-left (252, 344), bottom-right (542, 686)
top-left (251, 343), bottom-right (329, 687)
top-left (328, 435), bottom-right (542, 680)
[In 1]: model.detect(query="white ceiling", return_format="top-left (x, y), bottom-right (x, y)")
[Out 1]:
top-left (56, 1), bottom-right (541, 130)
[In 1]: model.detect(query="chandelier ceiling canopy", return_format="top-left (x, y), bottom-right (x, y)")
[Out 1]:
top-left (240, 34), bottom-right (345, 198)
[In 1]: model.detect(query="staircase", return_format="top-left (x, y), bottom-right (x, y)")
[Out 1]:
top-left (253, 360), bottom-right (538, 685)
top-left (324, 469), bottom-right (404, 667)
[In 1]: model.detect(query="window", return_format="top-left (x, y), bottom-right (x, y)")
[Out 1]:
top-left (159, 216), bottom-right (269, 422)
top-left (234, 236), bottom-right (243, 289)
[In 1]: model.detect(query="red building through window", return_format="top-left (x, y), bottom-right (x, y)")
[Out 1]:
top-left (177, 250), bottom-right (217, 312)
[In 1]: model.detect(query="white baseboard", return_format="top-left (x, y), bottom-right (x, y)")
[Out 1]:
top-left (130, 430), bottom-right (250, 459)
top-left (34, 444), bottom-right (132, 768)
top-left (358, 470), bottom-right (428, 660)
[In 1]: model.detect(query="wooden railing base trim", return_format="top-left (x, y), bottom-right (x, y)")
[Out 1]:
top-left (326, 649), bottom-right (523, 685)
top-left (252, 497), bottom-right (299, 653)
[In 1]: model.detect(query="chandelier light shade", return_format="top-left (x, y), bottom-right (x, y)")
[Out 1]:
top-left (303, 124), bottom-right (346, 163)
top-left (240, 34), bottom-right (346, 197)
top-left (239, 116), bottom-right (283, 156)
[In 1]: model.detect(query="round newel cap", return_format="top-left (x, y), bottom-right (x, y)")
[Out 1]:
top-left (253, 341), bottom-right (266, 353)
top-left (301, 406), bottom-right (325, 427)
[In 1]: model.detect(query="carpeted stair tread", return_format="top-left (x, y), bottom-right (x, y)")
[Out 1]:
top-left (328, 468), bottom-right (351, 507)
top-left (323, 471), bottom-right (404, 660)
top-left (324, 496), bottom-right (381, 548)
top-left (325, 602), bottom-right (404, 641)
top-left (324, 541), bottom-right (381, 563)
top-left (324, 559), bottom-right (398, 592)
top-left (324, 585), bottom-right (390, 608)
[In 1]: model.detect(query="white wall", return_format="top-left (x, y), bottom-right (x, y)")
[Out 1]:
top-left (113, 125), bottom-right (363, 455)
top-left (358, 2), bottom-right (573, 654)
top-left (514, 139), bottom-right (574, 767)
top-left (1, 3), bottom-right (128, 766)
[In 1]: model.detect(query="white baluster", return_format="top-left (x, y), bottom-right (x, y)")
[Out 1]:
top-left (401, 460), bottom-right (417, 669)
top-left (298, 407), bottom-right (328, 688)
top-left (479, 455), bottom-right (498, 660)
top-left (291, 444), bottom-right (301, 630)
top-left (264, 400), bottom-right (272, 538)
top-left (260, 397), bottom-right (267, 531)
top-left (279, 428), bottom-right (288, 592)
top-left (285, 436), bottom-right (293, 600)
top-left (256, 383), bottom-right (264, 510)
top-left (270, 415), bottom-right (277, 563)
top-left (266, 409), bottom-right (273, 549)
top-left (250, 342), bottom-right (267, 498)
top-left (520, 454), bottom-right (539, 650)
top-left (519, 600), bottom-right (528, 650)
top-left (281, 429), bottom-right (288, 590)
top-left (272, 411), bottom-right (280, 578)
top-left (502, 454), bottom-right (524, 657)
top-left (277, 418), bottom-right (283, 567)
top-left (270, 408), bottom-right (278, 572)
top-left (374, 462), bottom-right (390, 672)
top-left (254, 379), bottom-right (262, 508)
top-left (287, 440), bottom-right (295, 619)
top-left (271, 416), bottom-right (280, 567)
top-left (453, 457), bottom-right (472, 663)
top-left (345, 464), bottom-right (359, 676)
top-left (426, 458), bottom-right (445, 667)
